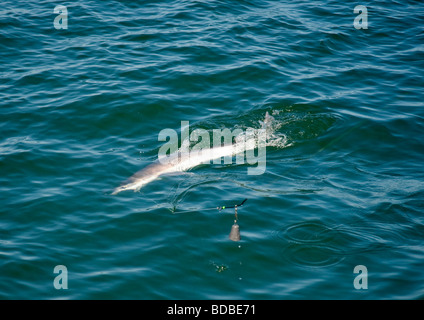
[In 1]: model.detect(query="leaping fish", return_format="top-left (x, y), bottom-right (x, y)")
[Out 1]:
top-left (112, 112), bottom-right (275, 195)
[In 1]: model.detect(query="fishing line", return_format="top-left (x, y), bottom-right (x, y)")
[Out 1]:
top-left (172, 198), bottom-right (247, 214)
top-left (173, 198), bottom-right (247, 242)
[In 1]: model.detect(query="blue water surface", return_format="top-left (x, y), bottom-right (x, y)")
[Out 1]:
top-left (1, 0), bottom-right (423, 299)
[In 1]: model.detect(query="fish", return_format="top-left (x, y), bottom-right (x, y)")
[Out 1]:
top-left (111, 112), bottom-right (275, 195)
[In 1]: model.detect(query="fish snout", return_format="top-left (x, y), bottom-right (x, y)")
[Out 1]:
top-left (111, 185), bottom-right (129, 195)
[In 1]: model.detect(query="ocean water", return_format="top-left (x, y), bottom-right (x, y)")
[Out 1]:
top-left (1, 0), bottom-right (423, 300)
